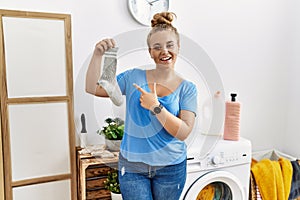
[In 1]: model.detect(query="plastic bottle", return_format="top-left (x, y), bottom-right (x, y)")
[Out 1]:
top-left (223, 93), bottom-right (241, 141)
top-left (201, 91), bottom-right (225, 136)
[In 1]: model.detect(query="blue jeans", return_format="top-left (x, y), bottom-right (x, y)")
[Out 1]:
top-left (118, 153), bottom-right (187, 200)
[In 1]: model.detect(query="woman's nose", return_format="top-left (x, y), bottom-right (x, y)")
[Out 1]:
top-left (161, 47), bottom-right (168, 53)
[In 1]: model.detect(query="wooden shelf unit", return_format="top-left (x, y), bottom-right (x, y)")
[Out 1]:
top-left (76, 149), bottom-right (119, 200)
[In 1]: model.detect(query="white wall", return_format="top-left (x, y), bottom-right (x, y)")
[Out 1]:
top-left (284, 0), bottom-right (300, 158)
top-left (0, 0), bottom-right (299, 156)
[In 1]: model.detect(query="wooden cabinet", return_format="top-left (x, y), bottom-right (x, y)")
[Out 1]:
top-left (77, 149), bottom-right (119, 200)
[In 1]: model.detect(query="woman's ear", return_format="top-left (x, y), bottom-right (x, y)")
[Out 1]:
top-left (148, 48), bottom-right (153, 58)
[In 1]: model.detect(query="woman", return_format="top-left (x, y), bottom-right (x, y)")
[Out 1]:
top-left (86, 12), bottom-right (197, 200)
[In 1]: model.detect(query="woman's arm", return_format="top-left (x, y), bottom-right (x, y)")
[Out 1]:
top-left (134, 83), bottom-right (195, 141)
top-left (157, 109), bottom-right (195, 141)
top-left (85, 39), bottom-right (116, 97)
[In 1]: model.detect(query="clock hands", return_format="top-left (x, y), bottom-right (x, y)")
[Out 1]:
top-left (146, 0), bottom-right (160, 6)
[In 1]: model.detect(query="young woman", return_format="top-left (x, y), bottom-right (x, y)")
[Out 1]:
top-left (86, 12), bottom-right (197, 200)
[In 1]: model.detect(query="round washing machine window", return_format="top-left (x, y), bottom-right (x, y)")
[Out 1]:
top-left (196, 182), bottom-right (232, 199)
top-left (182, 171), bottom-right (245, 200)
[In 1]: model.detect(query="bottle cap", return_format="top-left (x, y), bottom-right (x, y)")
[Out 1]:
top-left (231, 93), bottom-right (237, 102)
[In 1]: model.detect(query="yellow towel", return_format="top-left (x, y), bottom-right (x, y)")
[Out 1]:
top-left (251, 157), bottom-right (293, 200)
top-left (279, 157), bottom-right (293, 200)
top-left (272, 161), bottom-right (285, 199)
top-left (252, 159), bottom-right (276, 200)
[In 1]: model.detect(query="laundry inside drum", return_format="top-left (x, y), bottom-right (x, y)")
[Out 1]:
top-left (196, 181), bottom-right (232, 200)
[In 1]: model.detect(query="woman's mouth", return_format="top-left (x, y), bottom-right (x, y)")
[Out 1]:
top-left (160, 56), bottom-right (172, 61)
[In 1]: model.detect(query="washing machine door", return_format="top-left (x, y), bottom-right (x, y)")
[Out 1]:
top-left (182, 171), bottom-right (246, 200)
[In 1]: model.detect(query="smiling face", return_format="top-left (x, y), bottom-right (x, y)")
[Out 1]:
top-left (148, 30), bottom-right (180, 69)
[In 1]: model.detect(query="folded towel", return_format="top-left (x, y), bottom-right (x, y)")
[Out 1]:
top-left (91, 150), bottom-right (115, 158)
top-left (251, 157), bottom-right (293, 200)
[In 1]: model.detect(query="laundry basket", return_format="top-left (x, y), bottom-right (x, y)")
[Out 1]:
top-left (250, 149), bottom-right (299, 200)
top-left (252, 149), bottom-right (296, 162)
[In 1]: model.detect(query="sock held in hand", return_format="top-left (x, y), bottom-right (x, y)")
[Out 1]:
top-left (98, 47), bottom-right (123, 106)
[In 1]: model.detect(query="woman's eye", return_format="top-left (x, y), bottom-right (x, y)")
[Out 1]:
top-left (167, 44), bottom-right (174, 49)
top-left (153, 46), bottom-right (161, 50)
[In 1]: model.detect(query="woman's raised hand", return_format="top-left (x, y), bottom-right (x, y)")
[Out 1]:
top-left (94, 38), bottom-right (116, 55)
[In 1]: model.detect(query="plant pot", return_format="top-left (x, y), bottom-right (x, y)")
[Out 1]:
top-left (105, 139), bottom-right (122, 151)
top-left (111, 192), bottom-right (122, 200)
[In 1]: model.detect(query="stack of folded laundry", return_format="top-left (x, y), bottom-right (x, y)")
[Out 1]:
top-left (78, 144), bottom-right (116, 158)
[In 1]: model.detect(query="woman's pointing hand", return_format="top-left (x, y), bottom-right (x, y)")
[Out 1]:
top-left (133, 83), bottom-right (160, 111)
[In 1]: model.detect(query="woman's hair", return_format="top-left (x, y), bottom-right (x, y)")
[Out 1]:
top-left (147, 12), bottom-right (180, 47)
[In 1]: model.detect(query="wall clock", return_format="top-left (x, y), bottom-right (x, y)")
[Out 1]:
top-left (128, 0), bottom-right (169, 26)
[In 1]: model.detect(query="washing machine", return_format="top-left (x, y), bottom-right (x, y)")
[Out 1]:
top-left (181, 135), bottom-right (252, 200)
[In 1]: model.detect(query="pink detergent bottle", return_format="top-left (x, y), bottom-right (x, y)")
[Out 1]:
top-left (223, 93), bottom-right (241, 141)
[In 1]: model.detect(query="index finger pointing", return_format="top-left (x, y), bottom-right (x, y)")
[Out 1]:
top-left (133, 83), bottom-right (147, 94)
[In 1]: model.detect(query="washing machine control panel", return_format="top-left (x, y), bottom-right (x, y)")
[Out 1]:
top-left (208, 151), bottom-right (246, 167)
top-left (187, 151), bottom-right (250, 171)
top-left (186, 139), bottom-right (251, 172)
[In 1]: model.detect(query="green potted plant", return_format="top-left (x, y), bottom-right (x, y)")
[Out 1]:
top-left (104, 169), bottom-right (122, 200)
top-left (97, 117), bottom-right (124, 151)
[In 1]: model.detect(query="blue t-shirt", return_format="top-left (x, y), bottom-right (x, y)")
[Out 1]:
top-left (117, 68), bottom-right (197, 166)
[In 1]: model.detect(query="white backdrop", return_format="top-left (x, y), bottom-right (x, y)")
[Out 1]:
top-left (0, 0), bottom-right (299, 157)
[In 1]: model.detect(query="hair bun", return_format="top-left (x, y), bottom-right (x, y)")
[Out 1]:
top-left (151, 12), bottom-right (176, 27)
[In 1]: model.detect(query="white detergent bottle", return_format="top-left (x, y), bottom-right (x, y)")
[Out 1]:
top-left (201, 91), bottom-right (225, 136)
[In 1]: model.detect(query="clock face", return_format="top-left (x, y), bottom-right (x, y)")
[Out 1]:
top-left (128, 0), bottom-right (169, 26)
